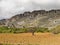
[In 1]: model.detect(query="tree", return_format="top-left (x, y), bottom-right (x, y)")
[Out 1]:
top-left (28, 27), bottom-right (36, 35)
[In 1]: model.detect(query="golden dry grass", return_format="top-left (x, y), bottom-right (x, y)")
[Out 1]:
top-left (0, 33), bottom-right (60, 45)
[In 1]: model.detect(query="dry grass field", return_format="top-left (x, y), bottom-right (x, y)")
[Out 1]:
top-left (0, 33), bottom-right (60, 45)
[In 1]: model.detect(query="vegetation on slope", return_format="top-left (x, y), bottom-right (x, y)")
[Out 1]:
top-left (50, 25), bottom-right (60, 34)
top-left (0, 25), bottom-right (60, 34)
top-left (0, 26), bottom-right (49, 33)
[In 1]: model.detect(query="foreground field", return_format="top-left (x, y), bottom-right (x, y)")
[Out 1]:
top-left (0, 33), bottom-right (60, 45)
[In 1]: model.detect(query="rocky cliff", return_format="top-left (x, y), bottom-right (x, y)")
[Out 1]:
top-left (0, 9), bottom-right (60, 29)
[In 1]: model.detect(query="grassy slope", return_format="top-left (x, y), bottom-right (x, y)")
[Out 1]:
top-left (0, 33), bottom-right (60, 45)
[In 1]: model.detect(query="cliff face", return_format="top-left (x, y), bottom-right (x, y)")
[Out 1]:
top-left (0, 10), bottom-right (60, 28)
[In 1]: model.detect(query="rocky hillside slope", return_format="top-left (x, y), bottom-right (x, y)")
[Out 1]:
top-left (0, 9), bottom-right (60, 29)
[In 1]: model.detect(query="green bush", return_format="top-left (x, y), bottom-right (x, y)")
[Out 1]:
top-left (36, 27), bottom-right (49, 33)
top-left (0, 26), bottom-right (49, 33)
top-left (13, 28), bottom-right (28, 33)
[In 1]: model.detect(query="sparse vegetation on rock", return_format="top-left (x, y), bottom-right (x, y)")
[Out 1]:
top-left (0, 10), bottom-right (60, 28)
top-left (0, 10), bottom-right (60, 34)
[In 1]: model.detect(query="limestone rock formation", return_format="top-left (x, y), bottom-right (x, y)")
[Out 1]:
top-left (0, 9), bottom-right (60, 29)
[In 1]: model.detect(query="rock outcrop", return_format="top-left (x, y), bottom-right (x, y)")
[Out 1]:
top-left (0, 9), bottom-right (60, 29)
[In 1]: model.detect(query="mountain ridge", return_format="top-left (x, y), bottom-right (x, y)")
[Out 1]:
top-left (0, 9), bottom-right (60, 29)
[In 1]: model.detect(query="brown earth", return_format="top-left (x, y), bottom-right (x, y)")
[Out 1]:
top-left (0, 33), bottom-right (60, 45)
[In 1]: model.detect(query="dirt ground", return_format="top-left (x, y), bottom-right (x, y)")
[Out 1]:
top-left (0, 33), bottom-right (60, 45)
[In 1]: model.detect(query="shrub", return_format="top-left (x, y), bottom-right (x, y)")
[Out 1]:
top-left (36, 27), bottom-right (49, 33)
top-left (0, 26), bottom-right (49, 33)
top-left (50, 25), bottom-right (60, 34)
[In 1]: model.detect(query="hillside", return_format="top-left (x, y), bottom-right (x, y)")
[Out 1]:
top-left (0, 9), bottom-right (60, 29)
